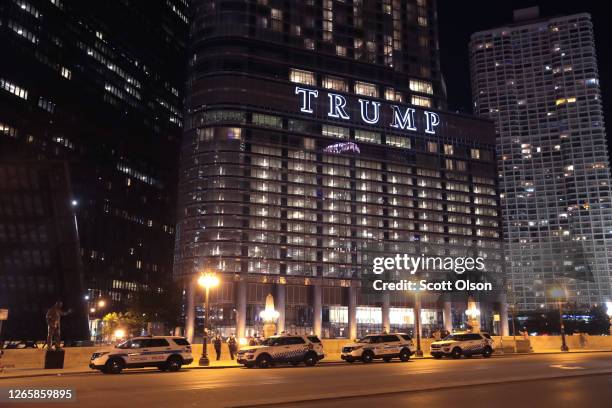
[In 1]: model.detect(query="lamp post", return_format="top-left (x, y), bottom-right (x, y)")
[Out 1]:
top-left (551, 287), bottom-right (569, 352)
top-left (198, 272), bottom-right (220, 366)
top-left (414, 289), bottom-right (423, 357)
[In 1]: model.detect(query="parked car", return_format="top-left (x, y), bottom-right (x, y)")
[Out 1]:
top-left (430, 332), bottom-right (494, 359)
top-left (89, 336), bottom-right (193, 374)
top-left (236, 334), bottom-right (324, 368)
top-left (341, 333), bottom-right (414, 363)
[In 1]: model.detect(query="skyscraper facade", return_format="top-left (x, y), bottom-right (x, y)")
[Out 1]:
top-left (470, 7), bottom-right (612, 310)
top-left (177, 0), bottom-right (505, 340)
top-left (0, 0), bottom-right (188, 323)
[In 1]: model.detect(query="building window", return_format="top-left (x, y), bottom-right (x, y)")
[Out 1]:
top-left (355, 81), bottom-right (378, 97)
top-left (385, 87), bottom-right (403, 102)
top-left (322, 125), bottom-right (349, 139)
top-left (443, 144), bottom-right (454, 155)
top-left (252, 113), bottom-right (283, 128)
top-left (336, 45), bottom-right (347, 57)
top-left (323, 76), bottom-right (348, 92)
top-left (470, 148), bottom-right (480, 159)
top-left (427, 141), bottom-right (438, 153)
top-left (61, 67), bottom-right (72, 80)
top-left (411, 95), bottom-right (432, 107)
top-left (386, 135), bottom-right (410, 149)
top-left (409, 79), bottom-right (434, 95)
top-left (290, 69), bottom-right (316, 86)
top-left (0, 78), bottom-right (28, 100)
top-left (355, 130), bottom-right (381, 144)
top-left (0, 121), bottom-right (18, 138)
top-left (271, 8), bottom-right (283, 31)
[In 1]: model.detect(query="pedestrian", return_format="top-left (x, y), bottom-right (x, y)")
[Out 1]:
top-left (433, 329), bottom-right (441, 341)
top-left (228, 334), bottom-right (238, 360)
top-left (213, 334), bottom-right (222, 361)
top-left (248, 336), bottom-right (257, 347)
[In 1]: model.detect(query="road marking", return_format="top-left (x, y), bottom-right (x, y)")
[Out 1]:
top-left (549, 364), bottom-right (585, 370)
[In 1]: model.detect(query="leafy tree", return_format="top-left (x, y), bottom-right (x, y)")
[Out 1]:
top-left (102, 311), bottom-right (145, 340)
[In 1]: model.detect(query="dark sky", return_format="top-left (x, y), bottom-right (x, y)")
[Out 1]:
top-left (437, 0), bottom-right (611, 129)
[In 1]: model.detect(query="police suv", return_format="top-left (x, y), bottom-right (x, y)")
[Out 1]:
top-left (89, 336), bottom-right (193, 374)
top-left (430, 332), bottom-right (494, 359)
top-left (236, 335), bottom-right (324, 368)
top-left (340, 333), bottom-right (414, 363)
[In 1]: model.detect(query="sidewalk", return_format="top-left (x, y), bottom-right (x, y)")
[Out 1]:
top-left (2, 349), bottom-right (612, 380)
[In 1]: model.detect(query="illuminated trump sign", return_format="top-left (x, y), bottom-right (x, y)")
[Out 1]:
top-left (295, 86), bottom-right (441, 135)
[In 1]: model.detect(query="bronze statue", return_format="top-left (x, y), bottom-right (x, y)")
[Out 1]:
top-left (45, 301), bottom-right (71, 350)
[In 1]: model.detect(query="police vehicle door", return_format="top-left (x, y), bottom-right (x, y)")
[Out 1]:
top-left (381, 335), bottom-right (401, 355)
top-left (145, 338), bottom-right (171, 363)
top-left (125, 339), bottom-right (147, 364)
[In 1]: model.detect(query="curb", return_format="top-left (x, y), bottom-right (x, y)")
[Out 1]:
top-left (2, 349), bottom-right (611, 380)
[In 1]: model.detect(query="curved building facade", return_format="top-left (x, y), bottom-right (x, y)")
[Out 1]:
top-left (175, 0), bottom-right (506, 340)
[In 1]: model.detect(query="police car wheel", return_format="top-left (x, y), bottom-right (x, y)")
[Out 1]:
top-left (166, 356), bottom-right (182, 372)
top-left (482, 347), bottom-right (493, 358)
top-left (361, 351), bottom-right (374, 364)
top-left (451, 347), bottom-right (462, 359)
top-left (304, 352), bottom-right (317, 367)
top-left (256, 354), bottom-right (272, 368)
top-left (105, 358), bottom-right (124, 374)
top-left (399, 348), bottom-right (410, 362)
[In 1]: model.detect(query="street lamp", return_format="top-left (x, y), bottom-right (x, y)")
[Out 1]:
top-left (414, 289), bottom-right (423, 357)
top-left (551, 287), bottom-right (569, 352)
top-left (97, 299), bottom-right (106, 308)
top-left (198, 271), bottom-right (220, 366)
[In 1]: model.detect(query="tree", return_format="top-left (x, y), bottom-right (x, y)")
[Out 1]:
top-left (102, 312), bottom-right (145, 340)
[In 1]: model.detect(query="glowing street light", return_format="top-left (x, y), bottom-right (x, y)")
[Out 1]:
top-left (114, 329), bottom-right (126, 339)
top-left (97, 299), bottom-right (106, 308)
top-left (198, 271), bottom-right (220, 366)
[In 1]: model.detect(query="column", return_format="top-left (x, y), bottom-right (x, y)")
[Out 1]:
top-left (499, 293), bottom-right (509, 336)
top-left (348, 286), bottom-right (357, 340)
top-left (443, 296), bottom-right (453, 333)
top-left (382, 292), bottom-right (391, 333)
top-left (185, 276), bottom-right (196, 343)
top-left (276, 283), bottom-right (286, 334)
top-left (312, 283), bottom-right (322, 337)
top-left (236, 279), bottom-right (247, 339)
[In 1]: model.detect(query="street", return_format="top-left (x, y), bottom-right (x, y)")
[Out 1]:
top-left (2, 352), bottom-right (611, 407)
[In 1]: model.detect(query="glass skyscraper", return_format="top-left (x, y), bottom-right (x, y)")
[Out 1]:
top-left (176, 0), bottom-right (505, 340)
top-left (470, 7), bottom-right (612, 311)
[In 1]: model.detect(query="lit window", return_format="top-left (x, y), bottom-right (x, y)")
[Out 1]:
top-left (290, 68), bottom-right (316, 86)
top-left (354, 81), bottom-right (378, 97)
top-left (427, 141), bottom-right (438, 153)
top-left (0, 78), bottom-right (28, 100)
top-left (323, 75), bottom-right (348, 92)
top-left (322, 125), bottom-right (349, 139)
top-left (444, 144), bottom-right (454, 155)
top-left (409, 79), bottom-right (433, 95)
top-left (411, 95), bottom-right (432, 107)
top-left (385, 87), bottom-right (403, 102)
top-left (355, 130), bottom-right (381, 144)
top-left (470, 148), bottom-right (480, 159)
top-left (336, 45), bottom-right (347, 57)
top-left (61, 67), bottom-right (72, 80)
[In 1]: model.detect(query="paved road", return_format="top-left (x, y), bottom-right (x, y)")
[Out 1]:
top-left (2, 353), bottom-right (611, 408)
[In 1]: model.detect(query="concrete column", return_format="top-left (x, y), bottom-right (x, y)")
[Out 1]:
top-left (443, 298), bottom-right (453, 333)
top-left (499, 293), bottom-right (510, 336)
top-left (414, 293), bottom-right (422, 338)
top-left (348, 286), bottom-right (357, 340)
top-left (185, 276), bottom-right (196, 343)
top-left (236, 279), bottom-right (247, 339)
top-left (382, 292), bottom-right (391, 333)
top-left (312, 284), bottom-right (322, 337)
top-left (276, 284), bottom-right (286, 334)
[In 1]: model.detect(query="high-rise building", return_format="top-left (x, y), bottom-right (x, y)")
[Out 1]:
top-left (176, 0), bottom-right (506, 340)
top-left (470, 7), bottom-right (612, 310)
top-left (0, 0), bottom-right (188, 323)
top-left (0, 161), bottom-right (89, 341)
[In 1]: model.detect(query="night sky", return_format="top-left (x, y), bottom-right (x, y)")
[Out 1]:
top-left (437, 0), bottom-right (611, 134)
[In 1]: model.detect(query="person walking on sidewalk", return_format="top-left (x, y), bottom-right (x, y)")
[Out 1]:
top-left (213, 334), bottom-right (222, 361)
top-left (228, 334), bottom-right (238, 360)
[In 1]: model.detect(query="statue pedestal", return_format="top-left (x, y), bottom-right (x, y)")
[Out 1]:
top-left (467, 317), bottom-right (480, 333)
top-left (44, 349), bottom-right (65, 369)
top-left (263, 323), bottom-right (277, 338)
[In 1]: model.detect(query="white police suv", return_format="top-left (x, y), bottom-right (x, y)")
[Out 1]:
top-left (430, 332), bottom-right (494, 359)
top-left (236, 335), bottom-right (324, 368)
top-left (341, 333), bottom-right (414, 363)
top-left (89, 336), bottom-right (193, 374)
